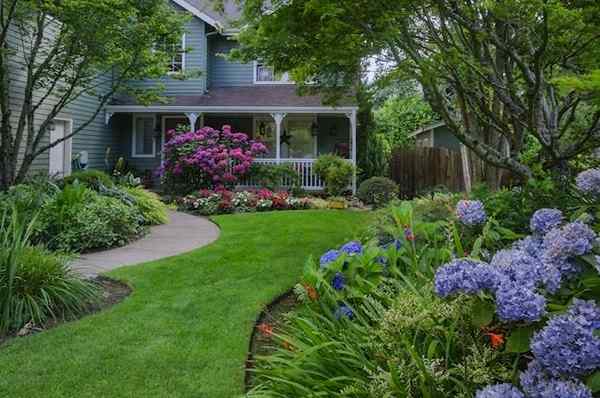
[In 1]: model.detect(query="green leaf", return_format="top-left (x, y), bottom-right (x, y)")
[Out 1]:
top-left (471, 298), bottom-right (494, 327)
top-left (586, 370), bottom-right (600, 392)
top-left (506, 327), bottom-right (535, 353)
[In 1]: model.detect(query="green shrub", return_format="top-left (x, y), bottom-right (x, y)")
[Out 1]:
top-left (122, 186), bottom-right (169, 225)
top-left (0, 209), bottom-right (99, 333)
top-left (313, 154), bottom-right (355, 196)
top-left (248, 163), bottom-right (302, 193)
top-left (62, 170), bottom-right (114, 189)
top-left (357, 176), bottom-right (398, 207)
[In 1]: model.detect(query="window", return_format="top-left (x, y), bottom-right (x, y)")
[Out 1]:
top-left (132, 115), bottom-right (156, 158)
top-left (157, 34), bottom-right (186, 74)
top-left (254, 62), bottom-right (292, 84)
top-left (284, 118), bottom-right (316, 159)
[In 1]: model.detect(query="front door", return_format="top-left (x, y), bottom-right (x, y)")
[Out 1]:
top-left (49, 120), bottom-right (69, 176)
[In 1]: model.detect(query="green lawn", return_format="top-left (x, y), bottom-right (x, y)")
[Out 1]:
top-left (0, 210), bottom-right (371, 398)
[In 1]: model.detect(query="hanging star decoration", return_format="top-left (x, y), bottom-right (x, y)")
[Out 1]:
top-left (281, 129), bottom-right (292, 145)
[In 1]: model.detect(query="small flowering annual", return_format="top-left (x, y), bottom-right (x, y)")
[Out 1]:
top-left (335, 304), bottom-right (354, 320)
top-left (576, 168), bottom-right (600, 197)
top-left (475, 384), bottom-right (524, 398)
top-left (340, 241), bottom-right (363, 256)
top-left (520, 361), bottom-right (592, 398)
top-left (494, 280), bottom-right (546, 322)
top-left (434, 259), bottom-right (499, 298)
top-left (530, 208), bottom-right (563, 236)
top-left (531, 300), bottom-right (600, 378)
top-left (331, 272), bottom-right (346, 291)
top-left (456, 199), bottom-right (487, 226)
top-left (320, 249), bottom-right (341, 268)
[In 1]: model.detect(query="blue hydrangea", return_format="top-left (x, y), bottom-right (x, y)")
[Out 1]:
top-left (520, 361), bottom-right (592, 398)
top-left (530, 209), bottom-right (563, 236)
top-left (514, 236), bottom-right (545, 258)
top-left (335, 304), bottom-right (354, 320)
top-left (320, 249), bottom-right (341, 268)
top-left (531, 300), bottom-right (600, 378)
top-left (576, 168), bottom-right (600, 197)
top-left (495, 280), bottom-right (546, 322)
top-left (340, 241), bottom-right (363, 256)
top-left (491, 248), bottom-right (543, 288)
top-left (543, 222), bottom-right (596, 260)
top-left (331, 272), bottom-right (346, 291)
top-left (476, 384), bottom-right (524, 398)
top-left (434, 259), bottom-right (500, 298)
top-left (456, 199), bottom-right (487, 226)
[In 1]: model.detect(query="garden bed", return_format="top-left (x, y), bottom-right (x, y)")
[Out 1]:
top-left (0, 276), bottom-right (131, 346)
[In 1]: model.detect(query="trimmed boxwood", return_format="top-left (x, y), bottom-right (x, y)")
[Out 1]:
top-left (357, 177), bottom-right (398, 208)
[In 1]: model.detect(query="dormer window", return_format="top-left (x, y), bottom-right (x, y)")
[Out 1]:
top-left (254, 62), bottom-right (292, 84)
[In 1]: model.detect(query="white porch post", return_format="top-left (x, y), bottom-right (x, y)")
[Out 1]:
top-left (346, 110), bottom-right (358, 194)
top-left (271, 112), bottom-right (286, 164)
top-left (184, 112), bottom-right (201, 131)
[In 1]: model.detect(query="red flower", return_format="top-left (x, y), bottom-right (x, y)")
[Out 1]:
top-left (485, 332), bottom-right (505, 349)
top-left (257, 323), bottom-right (273, 337)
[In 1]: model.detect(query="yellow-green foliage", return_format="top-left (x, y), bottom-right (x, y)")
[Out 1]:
top-left (122, 187), bottom-right (169, 225)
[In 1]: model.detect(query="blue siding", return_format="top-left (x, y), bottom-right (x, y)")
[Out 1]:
top-left (208, 36), bottom-right (254, 87)
top-left (128, 4), bottom-right (207, 96)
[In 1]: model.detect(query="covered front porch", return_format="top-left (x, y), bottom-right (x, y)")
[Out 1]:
top-left (105, 105), bottom-right (358, 192)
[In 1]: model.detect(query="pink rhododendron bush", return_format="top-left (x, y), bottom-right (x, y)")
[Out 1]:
top-left (158, 125), bottom-right (267, 193)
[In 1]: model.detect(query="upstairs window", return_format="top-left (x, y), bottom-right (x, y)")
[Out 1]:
top-left (254, 62), bottom-right (292, 84)
top-left (156, 34), bottom-right (186, 74)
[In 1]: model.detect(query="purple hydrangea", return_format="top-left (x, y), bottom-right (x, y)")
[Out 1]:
top-left (531, 300), bottom-right (600, 377)
top-left (320, 250), bottom-right (341, 268)
top-left (331, 272), bottom-right (346, 291)
top-left (520, 361), bottom-right (592, 398)
top-left (576, 168), bottom-right (600, 197)
top-left (434, 259), bottom-right (500, 298)
top-left (543, 222), bottom-right (596, 261)
top-left (456, 200), bottom-right (487, 226)
top-left (476, 384), bottom-right (524, 398)
top-left (340, 241), bottom-right (363, 256)
top-left (530, 209), bottom-right (563, 236)
top-left (495, 280), bottom-right (546, 322)
top-left (335, 304), bottom-right (354, 320)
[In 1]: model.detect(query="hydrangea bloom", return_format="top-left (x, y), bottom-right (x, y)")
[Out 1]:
top-left (576, 168), bottom-right (600, 197)
top-left (530, 209), bottom-right (563, 236)
top-left (331, 272), bottom-right (346, 291)
top-left (475, 384), bottom-right (524, 398)
top-left (531, 300), bottom-right (600, 377)
top-left (520, 361), bottom-right (592, 398)
top-left (320, 250), bottom-right (341, 268)
top-left (335, 304), bottom-right (354, 320)
top-left (434, 259), bottom-right (500, 297)
top-left (456, 200), bottom-right (487, 226)
top-left (543, 222), bottom-right (596, 260)
top-left (340, 241), bottom-right (363, 256)
top-left (495, 280), bottom-right (546, 322)
top-left (490, 248), bottom-right (542, 288)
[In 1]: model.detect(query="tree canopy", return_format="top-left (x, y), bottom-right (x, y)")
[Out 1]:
top-left (0, 0), bottom-right (186, 189)
top-left (229, 0), bottom-right (600, 180)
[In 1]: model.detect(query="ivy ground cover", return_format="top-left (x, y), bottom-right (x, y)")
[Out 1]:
top-left (0, 210), bottom-right (371, 397)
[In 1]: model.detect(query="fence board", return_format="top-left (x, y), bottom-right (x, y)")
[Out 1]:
top-left (391, 147), bottom-right (465, 199)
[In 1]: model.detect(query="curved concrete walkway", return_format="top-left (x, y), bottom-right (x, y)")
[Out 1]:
top-left (71, 211), bottom-right (220, 277)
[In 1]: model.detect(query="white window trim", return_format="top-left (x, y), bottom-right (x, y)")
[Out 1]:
top-left (253, 61), bottom-right (295, 85)
top-left (132, 114), bottom-right (157, 158)
top-left (50, 118), bottom-right (74, 176)
top-left (167, 33), bottom-right (186, 75)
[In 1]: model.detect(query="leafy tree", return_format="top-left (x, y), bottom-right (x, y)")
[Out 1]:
top-left (0, 0), bottom-right (186, 190)
top-left (227, 0), bottom-right (600, 180)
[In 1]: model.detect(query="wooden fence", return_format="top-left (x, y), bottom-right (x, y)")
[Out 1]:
top-left (390, 147), bottom-right (466, 198)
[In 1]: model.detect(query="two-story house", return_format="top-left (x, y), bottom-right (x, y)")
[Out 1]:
top-left (20, 0), bottom-right (359, 191)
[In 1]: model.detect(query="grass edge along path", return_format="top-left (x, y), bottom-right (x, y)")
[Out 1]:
top-left (0, 210), bottom-right (371, 398)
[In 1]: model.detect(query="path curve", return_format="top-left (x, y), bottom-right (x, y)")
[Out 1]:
top-left (71, 211), bottom-right (220, 277)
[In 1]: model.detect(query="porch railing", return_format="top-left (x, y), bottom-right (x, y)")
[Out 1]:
top-left (238, 158), bottom-right (325, 191)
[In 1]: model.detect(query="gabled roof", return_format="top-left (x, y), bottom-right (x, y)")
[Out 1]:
top-left (172, 0), bottom-right (241, 32)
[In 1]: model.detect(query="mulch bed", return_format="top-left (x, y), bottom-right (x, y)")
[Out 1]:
top-left (0, 276), bottom-right (131, 346)
top-left (245, 289), bottom-right (299, 391)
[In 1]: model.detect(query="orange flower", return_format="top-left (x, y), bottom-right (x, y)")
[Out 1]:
top-left (257, 323), bottom-right (273, 337)
top-left (282, 340), bottom-right (295, 351)
top-left (486, 332), bottom-right (505, 349)
top-left (303, 284), bottom-right (319, 301)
